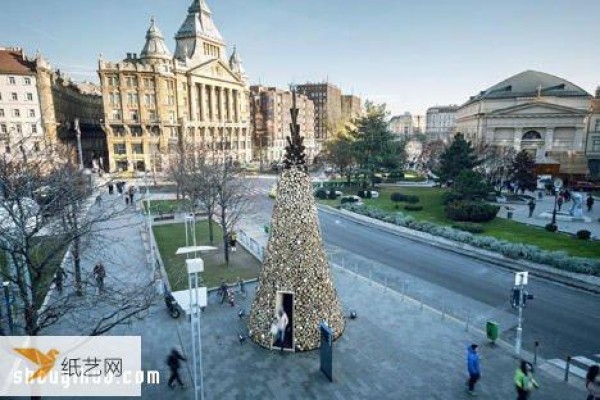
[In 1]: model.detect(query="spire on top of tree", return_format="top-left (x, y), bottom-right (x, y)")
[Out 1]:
top-left (283, 87), bottom-right (307, 172)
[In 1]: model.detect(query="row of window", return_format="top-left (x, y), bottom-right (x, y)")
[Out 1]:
top-left (5, 76), bottom-right (33, 85)
top-left (0, 91), bottom-right (35, 102)
top-left (0, 122), bottom-right (38, 134)
top-left (0, 108), bottom-right (36, 118)
top-left (105, 75), bottom-right (156, 89)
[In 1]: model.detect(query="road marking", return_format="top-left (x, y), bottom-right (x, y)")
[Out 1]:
top-left (547, 358), bottom-right (590, 379)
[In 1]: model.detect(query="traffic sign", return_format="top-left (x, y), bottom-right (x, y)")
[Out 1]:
top-left (515, 271), bottom-right (529, 286)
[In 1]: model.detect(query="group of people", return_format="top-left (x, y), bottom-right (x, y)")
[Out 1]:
top-left (467, 343), bottom-right (600, 399)
top-left (52, 260), bottom-right (105, 295)
top-left (271, 308), bottom-right (289, 353)
top-left (555, 189), bottom-right (595, 213)
top-left (106, 181), bottom-right (137, 206)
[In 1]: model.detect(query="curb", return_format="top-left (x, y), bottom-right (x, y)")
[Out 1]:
top-left (318, 205), bottom-right (600, 295)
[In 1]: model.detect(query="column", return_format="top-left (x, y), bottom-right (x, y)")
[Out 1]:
top-left (545, 127), bottom-right (554, 151)
top-left (189, 78), bottom-right (197, 122)
top-left (513, 127), bottom-right (522, 151)
top-left (210, 85), bottom-right (216, 122)
top-left (233, 90), bottom-right (238, 122)
top-left (219, 87), bottom-right (225, 122)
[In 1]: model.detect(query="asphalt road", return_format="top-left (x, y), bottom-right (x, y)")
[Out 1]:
top-left (245, 176), bottom-right (600, 360)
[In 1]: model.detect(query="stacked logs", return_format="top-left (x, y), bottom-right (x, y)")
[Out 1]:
top-left (248, 168), bottom-right (345, 351)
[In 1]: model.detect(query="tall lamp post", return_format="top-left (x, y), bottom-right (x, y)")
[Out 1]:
top-left (74, 118), bottom-right (84, 170)
top-left (551, 178), bottom-right (563, 226)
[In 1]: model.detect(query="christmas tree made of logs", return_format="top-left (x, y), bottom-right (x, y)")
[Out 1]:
top-left (247, 89), bottom-right (345, 351)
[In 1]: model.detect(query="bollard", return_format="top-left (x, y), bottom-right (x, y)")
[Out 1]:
top-left (564, 356), bottom-right (571, 382)
top-left (534, 341), bottom-right (539, 365)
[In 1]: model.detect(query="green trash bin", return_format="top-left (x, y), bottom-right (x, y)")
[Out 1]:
top-left (264, 224), bottom-right (270, 234)
top-left (486, 320), bottom-right (499, 343)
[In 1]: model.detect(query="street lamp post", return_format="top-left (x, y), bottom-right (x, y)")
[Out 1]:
top-left (74, 118), bottom-right (84, 170)
top-left (551, 178), bottom-right (563, 226)
top-left (3, 281), bottom-right (13, 334)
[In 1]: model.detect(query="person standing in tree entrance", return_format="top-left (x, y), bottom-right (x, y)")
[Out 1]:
top-left (276, 308), bottom-right (289, 352)
top-left (93, 261), bottom-right (106, 294)
top-left (466, 344), bottom-right (481, 396)
top-left (166, 347), bottom-right (187, 389)
top-left (527, 199), bottom-right (536, 218)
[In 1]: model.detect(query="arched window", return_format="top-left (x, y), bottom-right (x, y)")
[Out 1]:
top-left (522, 130), bottom-right (542, 140)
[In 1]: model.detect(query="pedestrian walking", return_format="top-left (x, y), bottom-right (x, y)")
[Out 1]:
top-left (557, 195), bottom-right (564, 211)
top-left (514, 360), bottom-right (539, 400)
top-left (587, 194), bottom-right (595, 213)
top-left (466, 344), bottom-right (481, 396)
top-left (586, 365), bottom-right (600, 400)
top-left (95, 195), bottom-right (102, 206)
top-left (93, 261), bottom-right (106, 294)
top-left (229, 231), bottom-right (237, 253)
top-left (166, 347), bottom-right (187, 389)
top-left (125, 194), bottom-right (130, 206)
top-left (128, 185), bottom-right (135, 207)
top-left (107, 182), bottom-right (114, 195)
top-left (527, 199), bottom-right (536, 218)
top-left (53, 267), bottom-right (67, 294)
top-left (276, 308), bottom-right (289, 352)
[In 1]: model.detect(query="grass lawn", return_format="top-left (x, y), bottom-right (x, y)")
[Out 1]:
top-left (320, 186), bottom-right (600, 259)
top-left (0, 237), bottom-right (67, 310)
top-left (142, 199), bottom-right (191, 215)
top-left (153, 220), bottom-right (262, 291)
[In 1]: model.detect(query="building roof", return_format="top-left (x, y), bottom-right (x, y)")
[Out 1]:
top-left (140, 17), bottom-right (172, 60)
top-left (175, 0), bottom-right (223, 43)
top-left (228, 46), bottom-right (246, 78)
top-left (0, 47), bottom-right (36, 75)
top-left (426, 105), bottom-right (459, 114)
top-left (466, 70), bottom-right (591, 104)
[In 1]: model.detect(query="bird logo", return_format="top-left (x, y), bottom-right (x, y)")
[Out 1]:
top-left (13, 348), bottom-right (60, 382)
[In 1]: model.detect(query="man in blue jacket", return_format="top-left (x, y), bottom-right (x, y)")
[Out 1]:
top-left (467, 343), bottom-right (481, 396)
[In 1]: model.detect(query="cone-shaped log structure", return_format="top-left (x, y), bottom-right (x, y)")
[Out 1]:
top-left (248, 167), bottom-right (345, 351)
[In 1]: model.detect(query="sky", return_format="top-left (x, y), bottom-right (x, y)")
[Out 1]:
top-left (1, 0), bottom-right (599, 116)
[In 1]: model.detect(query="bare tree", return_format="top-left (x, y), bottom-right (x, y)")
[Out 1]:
top-left (214, 159), bottom-right (250, 265)
top-left (0, 141), bottom-right (155, 337)
top-left (473, 141), bottom-right (516, 188)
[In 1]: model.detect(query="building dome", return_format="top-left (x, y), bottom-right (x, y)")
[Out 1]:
top-left (140, 17), bottom-right (172, 61)
top-left (467, 70), bottom-right (590, 104)
top-left (229, 46), bottom-right (246, 79)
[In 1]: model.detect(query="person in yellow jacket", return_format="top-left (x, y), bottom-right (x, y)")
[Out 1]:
top-left (515, 360), bottom-right (539, 400)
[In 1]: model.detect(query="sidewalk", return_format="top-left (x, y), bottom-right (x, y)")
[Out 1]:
top-left (497, 192), bottom-right (600, 238)
top-left (31, 189), bottom-right (586, 399)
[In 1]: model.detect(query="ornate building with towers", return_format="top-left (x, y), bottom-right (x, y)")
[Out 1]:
top-left (98, 0), bottom-right (251, 172)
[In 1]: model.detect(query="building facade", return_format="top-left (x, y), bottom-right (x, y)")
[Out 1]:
top-left (0, 47), bottom-right (51, 156)
top-left (341, 94), bottom-right (362, 122)
top-left (389, 112), bottom-right (413, 138)
top-left (425, 105), bottom-right (458, 142)
top-left (296, 83), bottom-right (342, 151)
top-left (51, 73), bottom-right (107, 169)
top-left (585, 88), bottom-right (600, 179)
top-left (455, 70), bottom-right (592, 176)
top-left (250, 85), bottom-right (316, 166)
top-left (98, 0), bottom-right (251, 173)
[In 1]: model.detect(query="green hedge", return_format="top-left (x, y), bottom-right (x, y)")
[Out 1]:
top-left (340, 204), bottom-right (600, 276)
top-left (445, 201), bottom-right (499, 222)
top-left (391, 192), bottom-right (420, 204)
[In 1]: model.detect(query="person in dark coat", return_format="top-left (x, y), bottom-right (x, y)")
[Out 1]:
top-left (107, 182), bottom-right (114, 195)
top-left (587, 194), bottom-right (595, 213)
top-left (466, 344), bottom-right (481, 396)
top-left (167, 348), bottom-right (187, 389)
top-left (557, 195), bottom-right (564, 211)
top-left (527, 199), bottom-right (536, 218)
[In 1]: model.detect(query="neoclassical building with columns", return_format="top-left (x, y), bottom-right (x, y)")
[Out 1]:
top-left (98, 0), bottom-right (251, 172)
top-left (456, 70), bottom-right (592, 176)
